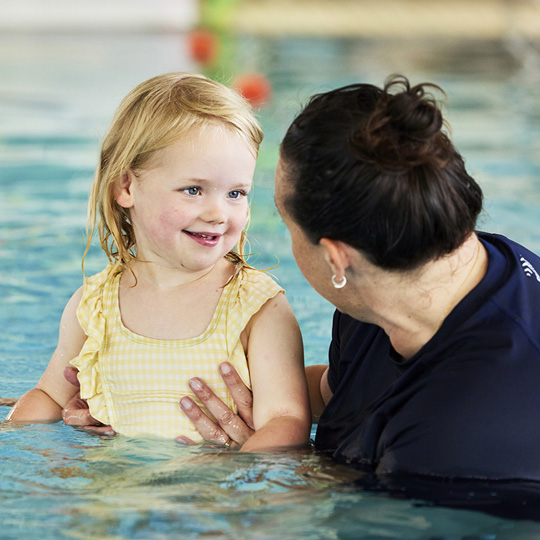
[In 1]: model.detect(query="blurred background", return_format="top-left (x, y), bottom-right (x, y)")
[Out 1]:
top-left (1, 0), bottom-right (540, 387)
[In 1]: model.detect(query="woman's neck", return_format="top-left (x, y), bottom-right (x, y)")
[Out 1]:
top-left (348, 234), bottom-right (488, 360)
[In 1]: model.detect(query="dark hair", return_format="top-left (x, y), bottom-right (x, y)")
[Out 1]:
top-left (279, 74), bottom-right (483, 271)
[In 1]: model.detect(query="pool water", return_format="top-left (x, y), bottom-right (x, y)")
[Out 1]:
top-left (1, 31), bottom-right (540, 539)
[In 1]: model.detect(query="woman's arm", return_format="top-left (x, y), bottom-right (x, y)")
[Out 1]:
top-left (6, 288), bottom-right (86, 423)
top-left (237, 292), bottom-right (311, 452)
top-left (305, 364), bottom-right (332, 422)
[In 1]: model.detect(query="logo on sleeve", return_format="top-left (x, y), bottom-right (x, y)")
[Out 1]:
top-left (520, 256), bottom-right (540, 282)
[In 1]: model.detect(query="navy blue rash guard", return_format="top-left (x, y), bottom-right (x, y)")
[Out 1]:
top-left (315, 232), bottom-right (540, 480)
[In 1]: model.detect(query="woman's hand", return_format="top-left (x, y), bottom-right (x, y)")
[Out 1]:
top-left (62, 367), bottom-right (115, 435)
top-left (178, 362), bottom-right (255, 448)
top-left (63, 363), bottom-right (256, 443)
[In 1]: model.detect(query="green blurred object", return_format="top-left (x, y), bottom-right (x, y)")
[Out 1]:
top-left (188, 1), bottom-right (243, 85)
top-left (200, 0), bottom-right (242, 31)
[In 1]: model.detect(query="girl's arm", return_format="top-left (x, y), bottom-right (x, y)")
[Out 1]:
top-left (239, 293), bottom-right (311, 452)
top-left (6, 288), bottom-right (86, 423)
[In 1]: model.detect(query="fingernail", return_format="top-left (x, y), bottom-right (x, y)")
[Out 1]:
top-left (190, 378), bottom-right (203, 391)
top-left (220, 362), bottom-right (231, 375)
top-left (175, 437), bottom-right (187, 445)
top-left (180, 397), bottom-right (193, 410)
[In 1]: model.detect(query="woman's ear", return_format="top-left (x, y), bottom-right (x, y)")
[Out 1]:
top-left (115, 171), bottom-right (134, 209)
top-left (320, 238), bottom-right (351, 278)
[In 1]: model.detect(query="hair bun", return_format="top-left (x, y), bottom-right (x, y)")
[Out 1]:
top-left (386, 85), bottom-right (442, 139)
top-left (350, 75), bottom-right (449, 171)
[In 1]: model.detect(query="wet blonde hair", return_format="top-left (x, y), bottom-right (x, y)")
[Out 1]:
top-left (85, 72), bottom-right (263, 270)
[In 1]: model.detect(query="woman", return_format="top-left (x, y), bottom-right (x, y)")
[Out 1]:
top-left (64, 75), bottom-right (540, 479)
top-left (177, 75), bottom-right (540, 480)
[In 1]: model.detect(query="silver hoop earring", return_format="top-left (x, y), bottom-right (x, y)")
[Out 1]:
top-left (331, 274), bottom-right (347, 289)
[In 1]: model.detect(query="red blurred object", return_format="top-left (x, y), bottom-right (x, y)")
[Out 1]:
top-left (234, 73), bottom-right (272, 107)
top-left (187, 28), bottom-right (218, 65)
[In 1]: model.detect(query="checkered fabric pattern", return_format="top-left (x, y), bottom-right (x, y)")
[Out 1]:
top-left (71, 263), bottom-right (283, 440)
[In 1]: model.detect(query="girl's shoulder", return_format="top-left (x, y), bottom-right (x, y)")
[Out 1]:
top-left (236, 266), bottom-right (283, 298)
top-left (78, 263), bottom-right (123, 321)
top-left (84, 262), bottom-right (123, 288)
top-left (221, 266), bottom-right (284, 333)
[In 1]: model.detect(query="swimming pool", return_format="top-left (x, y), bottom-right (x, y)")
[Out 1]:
top-left (1, 30), bottom-right (540, 539)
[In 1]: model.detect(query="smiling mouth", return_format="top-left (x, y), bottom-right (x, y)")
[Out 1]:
top-left (185, 231), bottom-right (220, 240)
top-left (184, 231), bottom-right (223, 246)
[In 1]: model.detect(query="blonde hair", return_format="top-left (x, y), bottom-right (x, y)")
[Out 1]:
top-left (85, 72), bottom-right (263, 271)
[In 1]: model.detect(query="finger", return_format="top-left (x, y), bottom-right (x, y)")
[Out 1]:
top-left (62, 392), bottom-right (104, 427)
top-left (179, 396), bottom-right (238, 447)
top-left (219, 363), bottom-right (254, 429)
top-left (186, 379), bottom-right (254, 445)
top-left (175, 436), bottom-right (197, 446)
top-left (63, 366), bottom-right (80, 387)
top-left (62, 406), bottom-right (104, 427)
top-left (78, 425), bottom-right (116, 436)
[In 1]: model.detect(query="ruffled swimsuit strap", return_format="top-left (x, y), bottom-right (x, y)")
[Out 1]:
top-left (70, 263), bottom-right (124, 425)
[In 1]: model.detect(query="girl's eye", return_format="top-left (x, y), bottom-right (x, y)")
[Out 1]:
top-left (183, 186), bottom-right (200, 196)
top-left (228, 190), bottom-right (246, 200)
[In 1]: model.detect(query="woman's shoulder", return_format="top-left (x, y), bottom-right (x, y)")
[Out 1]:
top-left (473, 233), bottom-right (540, 343)
top-left (478, 231), bottom-right (540, 279)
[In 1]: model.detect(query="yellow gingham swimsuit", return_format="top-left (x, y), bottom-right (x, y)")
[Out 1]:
top-left (70, 263), bottom-right (283, 440)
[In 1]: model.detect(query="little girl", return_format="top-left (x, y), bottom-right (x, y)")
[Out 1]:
top-left (7, 73), bottom-right (311, 451)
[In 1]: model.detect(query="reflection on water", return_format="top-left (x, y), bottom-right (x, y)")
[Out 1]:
top-left (1, 30), bottom-right (540, 539)
top-left (3, 422), bottom-right (540, 540)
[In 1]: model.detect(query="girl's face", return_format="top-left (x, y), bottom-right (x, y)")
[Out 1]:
top-left (116, 124), bottom-right (256, 275)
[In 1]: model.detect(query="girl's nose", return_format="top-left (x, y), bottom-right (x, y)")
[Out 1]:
top-left (201, 197), bottom-right (226, 224)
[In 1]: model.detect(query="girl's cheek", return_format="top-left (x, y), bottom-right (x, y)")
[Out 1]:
top-left (149, 208), bottom-right (186, 240)
top-left (159, 206), bottom-right (185, 226)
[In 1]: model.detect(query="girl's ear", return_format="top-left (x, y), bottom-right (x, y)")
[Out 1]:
top-left (115, 171), bottom-right (134, 209)
top-left (319, 238), bottom-right (351, 279)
